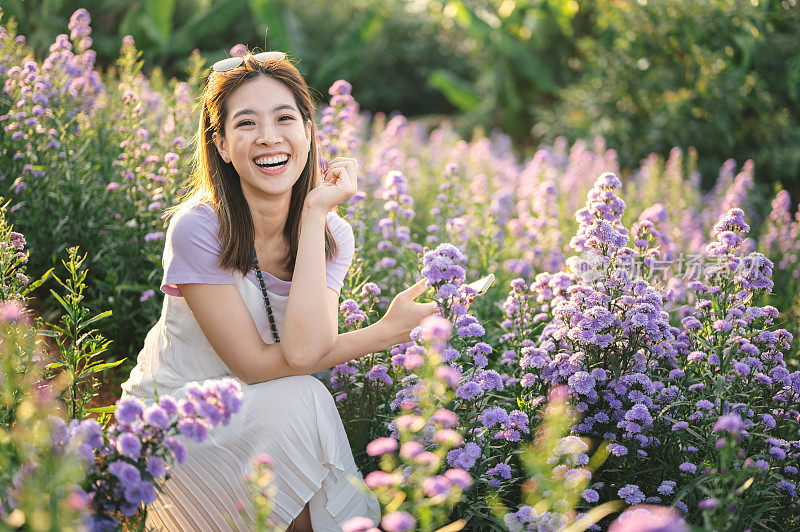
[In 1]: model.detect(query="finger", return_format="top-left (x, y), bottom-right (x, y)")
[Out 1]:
top-left (403, 278), bottom-right (429, 300)
top-left (324, 166), bottom-right (343, 184)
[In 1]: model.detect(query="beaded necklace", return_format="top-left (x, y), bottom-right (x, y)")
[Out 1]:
top-left (252, 247), bottom-right (280, 343)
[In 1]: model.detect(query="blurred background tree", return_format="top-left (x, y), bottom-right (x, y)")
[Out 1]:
top-left (3, 0), bottom-right (799, 198)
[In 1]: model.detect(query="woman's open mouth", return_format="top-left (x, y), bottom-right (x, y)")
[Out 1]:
top-left (254, 154), bottom-right (290, 173)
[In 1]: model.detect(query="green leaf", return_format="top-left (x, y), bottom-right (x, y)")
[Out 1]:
top-left (81, 359), bottom-right (125, 377)
top-left (428, 69), bottom-right (482, 112)
top-left (48, 290), bottom-right (74, 317)
top-left (248, 0), bottom-right (291, 52)
top-left (144, 0), bottom-right (177, 47)
top-left (86, 405), bottom-right (117, 414)
top-left (169, 0), bottom-right (247, 55)
top-left (76, 310), bottom-right (113, 331)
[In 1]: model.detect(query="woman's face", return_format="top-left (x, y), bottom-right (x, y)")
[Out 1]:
top-left (213, 75), bottom-right (312, 201)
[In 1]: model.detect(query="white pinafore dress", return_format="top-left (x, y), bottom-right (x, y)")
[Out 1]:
top-left (121, 272), bottom-right (380, 531)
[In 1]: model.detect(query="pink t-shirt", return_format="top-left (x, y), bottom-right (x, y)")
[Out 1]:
top-left (161, 202), bottom-right (354, 298)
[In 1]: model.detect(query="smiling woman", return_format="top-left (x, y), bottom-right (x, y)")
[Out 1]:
top-left (119, 50), bottom-right (437, 531)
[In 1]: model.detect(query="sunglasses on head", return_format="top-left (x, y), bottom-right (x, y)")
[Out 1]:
top-left (211, 51), bottom-right (287, 73)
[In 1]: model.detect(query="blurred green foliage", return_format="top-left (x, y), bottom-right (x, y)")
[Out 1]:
top-left (1, 0), bottom-right (475, 116)
top-left (4, 0), bottom-right (800, 194)
top-left (534, 0), bottom-right (800, 195)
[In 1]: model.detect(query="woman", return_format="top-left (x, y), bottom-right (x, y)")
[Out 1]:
top-left (121, 50), bottom-right (436, 531)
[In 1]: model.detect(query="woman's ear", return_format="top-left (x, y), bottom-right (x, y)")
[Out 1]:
top-left (212, 132), bottom-right (229, 163)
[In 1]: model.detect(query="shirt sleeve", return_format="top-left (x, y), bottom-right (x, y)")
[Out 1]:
top-left (161, 203), bottom-right (235, 297)
top-left (325, 212), bottom-right (355, 293)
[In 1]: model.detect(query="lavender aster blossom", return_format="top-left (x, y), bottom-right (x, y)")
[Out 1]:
top-left (478, 407), bottom-right (509, 428)
top-left (568, 371), bottom-right (596, 395)
top-left (108, 460), bottom-right (141, 484)
top-left (142, 404), bottom-right (170, 430)
top-left (116, 432), bottom-right (142, 459)
top-left (456, 381), bottom-right (483, 400)
top-left (657, 480), bottom-right (676, 495)
top-left (115, 398), bottom-right (143, 424)
top-left (617, 484), bottom-right (645, 505)
top-left (582, 488), bottom-right (600, 503)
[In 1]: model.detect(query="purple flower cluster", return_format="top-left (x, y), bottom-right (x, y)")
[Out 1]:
top-left (81, 378), bottom-right (243, 525)
top-left (421, 243), bottom-right (467, 287)
top-left (569, 172), bottom-right (629, 255)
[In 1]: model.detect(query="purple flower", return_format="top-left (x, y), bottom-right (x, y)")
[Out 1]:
top-left (158, 396), bottom-right (178, 417)
top-left (444, 468), bottom-right (472, 490)
top-left (712, 413), bottom-right (745, 435)
top-left (108, 460), bottom-right (141, 484)
top-left (608, 443), bottom-right (628, 457)
top-left (165, 437), bottom-right (186, 464)
top-left (455, 381), bottom-right (483, 400)
top-left (777, 481), bottom-right (797, 497)
top-left (695, 399), bottom-right (714, 411)
top-left (568, 371), bottom-right (596, 395)
top-left (478, 407), bottom-right (509, 428)
top-left (115, 398), bottom-right (144, 424)
top-left (609, 505), bottom-right (689, 532)
top-left (140, 289), bottom-right (155, 302)
top-left (146, 456), bottom-right (165, 477)
top-left (124, 480), bottom-right (157, 505)
top-left (657, 480), bottom-right (676, 495)
top-left (381, 511), bottom-right (416, 532)
top-left (447, 442), bottom-right (481, 470)
top-left (116, 432), bottom-right (142, 459)
top-left (435, 365), bottom-right (461, 388)
top-left (366, 364), bottom-right (392, 385)
top-left (582, 488), bottom-right (600, 503)
top-left (697, 498), bottom-right (718, 510)
top-left (617, 484), bottom-right (645, 505)
top-left (679, 462), bottom-right (696, 473)
top-left (422, 475), bottom-right (451, 497)
top-left (475, 369), bottom-right (503, 391)
top-left (486, 463), bottom-right (512, 481)
top-left (142, 404), bottom-right (170, 430)
top-left (712, 208), bottom-right (749, 235)
top-left (329, 79), bottom-right (353, 96)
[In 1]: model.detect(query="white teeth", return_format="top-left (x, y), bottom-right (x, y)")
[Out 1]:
top-left (254, 154), bottom-right (289, 166)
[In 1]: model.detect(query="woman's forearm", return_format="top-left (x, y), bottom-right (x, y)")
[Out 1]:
top-left (312, 320), bottom-right (394, 371)
top-left (250, 320), bottom-right (394, 383)
top-left (281, 205), bottom-right (336, 368)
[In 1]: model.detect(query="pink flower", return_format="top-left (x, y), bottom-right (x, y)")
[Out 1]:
top-left (366, 437), bottom-right (398, 457)
top-left (609, 505), bottom-right (689, 532)
top-left (434, 429), bottom-right (463, 446)
top-left (364, 471), bottom-right (400, 489)
top-left (420, 315), bottom-right (452, 341)
top-left (395, 414), bottom-right (425, 432)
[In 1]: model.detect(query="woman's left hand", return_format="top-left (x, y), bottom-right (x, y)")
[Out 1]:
top-left (304, 156), bottom-right (358, 214)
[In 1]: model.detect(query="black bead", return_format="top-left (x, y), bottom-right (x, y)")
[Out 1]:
top-left (253, 247), bottom-right (280, 343)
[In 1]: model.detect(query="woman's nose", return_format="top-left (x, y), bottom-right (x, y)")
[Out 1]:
top-left (256, 125), bottom-right (281, 145)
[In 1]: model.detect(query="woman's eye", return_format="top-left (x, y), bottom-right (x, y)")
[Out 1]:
top-left (278, 115), bottom-right (294, 122)
top-left (236, 120), bottom-right (254, 127)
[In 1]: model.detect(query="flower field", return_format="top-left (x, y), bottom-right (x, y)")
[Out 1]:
top-left (1, 9), bottom-right (799, 532)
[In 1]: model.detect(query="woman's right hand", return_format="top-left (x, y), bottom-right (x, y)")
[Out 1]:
top-left (379, 278), bottom-right (439, 347)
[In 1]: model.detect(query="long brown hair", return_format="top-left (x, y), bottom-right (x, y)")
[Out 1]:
top-left (178, 51), bottom-right (338, 275)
